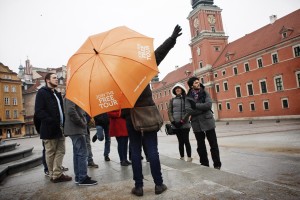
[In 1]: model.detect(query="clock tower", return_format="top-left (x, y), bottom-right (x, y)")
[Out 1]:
top-left (188, 0), bottom-right (228, 76)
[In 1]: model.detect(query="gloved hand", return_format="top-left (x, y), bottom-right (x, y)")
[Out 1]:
top-left (189, 100), bottom-right (196, 109)
top-left (171, 25), bottom-right (182, 40)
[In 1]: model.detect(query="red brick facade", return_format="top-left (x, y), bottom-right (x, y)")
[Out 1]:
top-left (153, 3), bottom-right (300, 121)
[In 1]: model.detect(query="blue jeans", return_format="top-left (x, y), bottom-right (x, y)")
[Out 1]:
top-left (126, 118), bottom-right (163, 188)
top-left (69, 135), bottom-right (88, 183)
top-left (42, 141), bottom-right (48, 172)
top-left (116, 136), bottom-right (129, 162)
top-left (96, 125), bottom-right (111, 157)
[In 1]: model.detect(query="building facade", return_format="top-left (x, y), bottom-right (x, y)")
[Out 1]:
top-left (0, 63), bottom-right (25, 139)
top-left (153, 0), bottom-right (300, 121)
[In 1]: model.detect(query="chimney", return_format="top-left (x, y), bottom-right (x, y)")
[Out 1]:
top-left (269, 15), bottom-right (277, 24)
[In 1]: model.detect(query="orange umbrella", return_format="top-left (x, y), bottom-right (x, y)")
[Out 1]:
top-left (65, 26), bottom-right (158, 117)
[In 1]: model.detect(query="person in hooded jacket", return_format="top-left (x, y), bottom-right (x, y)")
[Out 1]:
top-left (122, 25), bottom-right (182, 197)
top-left (167, 82), bottom-right (192, 162)
top-left (185, 76), bottom-right (222, 170)
top-left (34, 73), bottom-right (72, 183)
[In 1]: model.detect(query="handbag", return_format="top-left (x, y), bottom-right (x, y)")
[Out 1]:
top-left (165, 123), bottom-right (175, 135)
top-left (130, 105), bottom-right (163, 133)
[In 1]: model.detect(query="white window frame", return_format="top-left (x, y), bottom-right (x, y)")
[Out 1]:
top-left (235, 85), bottom-right (241, 98)
top-left (160, 103), bottom-right (163, 110)
top-left (223, 81), bottom-right (228, 91)
top-left (11, 86), bottom-right (16, 92)
top-left (4, 97), bottom-right (10, 105)
top-left (271, 52), bottom-right (279, 64)
top-left (296, 71), bottom-right (300, 88)
top-left (199, 61), bottom-right (203, 69)
top-left (246, 82), bottom-right (254, 96)
top-left (218, 103), bottom-right (222, 111)
top-left (238, 103), bottom-right (243, 112)
top-left (244, 62), bottom-right (250, 72)
top-left (13, 98), bottom-right (17, 105)
top-left (215, 83), bottom-right (220, 93)
top-left (281, 98), bottom-right (289, 109)
top-left (257, 57), bottom-right (263, 68)
top-left (263, 100), bottom-right (269, 110)
top-left (214, 72), bottom-right (218, 78)
top-left (259, 79), bottom-right (268, 94)
top-left (5, 110), bottom-right (10, 119)
top-left (13, 110), bottom-right (18, 119)
top-left (4, 85), bottom-right (9, 92)
top-left (226, 102), bottom-right (231, 110)
top-left (292, 44), bottom-right (300, 58)
top-left (200, 77), bottom-right (204, 84)
top-left (250, 102), bottom-right (255, 111)
top-left (233, 66), bottom-right (238, 75)
top-left (274, 75), bottom-right (284, 91)
top-left (222, 70), bottom-right (226, 76)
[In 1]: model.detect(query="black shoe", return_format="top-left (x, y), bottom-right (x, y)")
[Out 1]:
top-left (131, 187), bottom-right (143, 196)
top-left (78, 178), bottom-right (98, 186)
top-left (125, 160), bottom-right (132, 165)
top-left (105, 156), bottom-right (110, 161)
top-left (92, 134), bottom-right (97, 143)
top-left (120, 161), bottom-right (129, 166)
top-left (88, 162), bottom-right (99, 168)
top-left (155, 184), bottom-right (167, 195)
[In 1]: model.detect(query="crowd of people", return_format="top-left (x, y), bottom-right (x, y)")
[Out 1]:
top-left (34, 25), bottom-right (221, 196)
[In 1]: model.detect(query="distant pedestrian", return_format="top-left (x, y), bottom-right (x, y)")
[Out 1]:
top-left (34, 73), bottom-right (72, 183)
top-left (168, 82), bottom-right (192, 162)
top-left (185, 77), bottom-right (222, 169)
top-left (64, 98), bottom-right (98, 186)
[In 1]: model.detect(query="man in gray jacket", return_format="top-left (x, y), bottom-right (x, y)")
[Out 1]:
top-left (185, 77), bottom-right (222, 169)
top-left (64, 98), bottom-right (97, 186)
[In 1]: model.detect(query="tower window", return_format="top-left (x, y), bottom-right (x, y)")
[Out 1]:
top-left (199, 61), bottom-right (203, 68)
top-left (233, 66), bottom-right (238, 75)
top-left (215, 84), bottom-right (220, 93)
top-left (214, 73), bottom-right (218, 78)
top-left (244, 62), bottom-right (250, 72)
top-left (211, 27), bottom-right (215, 32)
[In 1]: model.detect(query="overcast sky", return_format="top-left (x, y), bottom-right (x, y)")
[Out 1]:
top-left (0, 0), bottom-right (299, 79)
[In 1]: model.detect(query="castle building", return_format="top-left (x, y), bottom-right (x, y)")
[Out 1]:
top-left (152, 0), bottom-right (300, 121)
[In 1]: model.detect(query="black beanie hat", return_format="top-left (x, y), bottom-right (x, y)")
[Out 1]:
top-left (187, 76), bottom-right (199, 88)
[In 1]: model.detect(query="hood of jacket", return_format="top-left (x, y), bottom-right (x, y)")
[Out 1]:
top-left (171, 82), bottom-right (187, 97)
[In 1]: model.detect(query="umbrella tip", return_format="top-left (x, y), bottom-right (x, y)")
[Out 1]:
top-left (93, 48), bottom-right (99, 54)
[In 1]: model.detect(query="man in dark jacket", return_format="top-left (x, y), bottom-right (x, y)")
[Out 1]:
top-left (185, 76), bottom-right (222, 169)
top-left (34, 73), bottom-right (72, 183)
top-left (125, 25), bottom-right (182, 197)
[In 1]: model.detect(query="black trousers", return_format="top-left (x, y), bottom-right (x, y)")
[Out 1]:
top-left (174, 128), bottom-right (191, 157)
top-left (194, 129), bottom-right (221, 168)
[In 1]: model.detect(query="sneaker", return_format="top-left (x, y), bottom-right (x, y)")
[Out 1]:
top-left (104, 156), bottom-right (110, 161)
top-left (180, 157), bottom-right (185, 161)
top-left (187, 157), bottom-right (193, 162)
top-left (78, 178), bottom-right (98, 186)
top-left (214, 166), bottom-right (221, 170)
top-left (51, 174), bottom-right (72, 183)
top-left (92, 134), bottom-right (97, 143)
top-left (88, 162), bottom-right (99, 168)
top-left (120, 161), bottom-right (129, 166)
top-left (61, 166), bottom-right (69, 171)
top-left (131, 187), bottom-right (143, 196)
top-left (44, 170), bottom-right (50, 177)
top-left (75, 176), bottom-right (91, 184)
top-left (155, 184), bottom-right (167, 195)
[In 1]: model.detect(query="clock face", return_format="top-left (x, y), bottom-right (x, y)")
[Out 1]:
top-left (193, 18), bottom-right (199, 28)
top-left (207, 15), bottom-right (216, 24)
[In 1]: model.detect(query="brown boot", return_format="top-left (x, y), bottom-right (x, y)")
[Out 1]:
top-left (51, 174), bottom-right (72, 183)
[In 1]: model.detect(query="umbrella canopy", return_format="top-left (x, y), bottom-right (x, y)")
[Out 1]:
top-left (65, 26), bottom-right (158, 117)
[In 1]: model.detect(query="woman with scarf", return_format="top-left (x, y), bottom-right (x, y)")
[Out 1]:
top-left (167, 82), bottom-right (192, 162)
